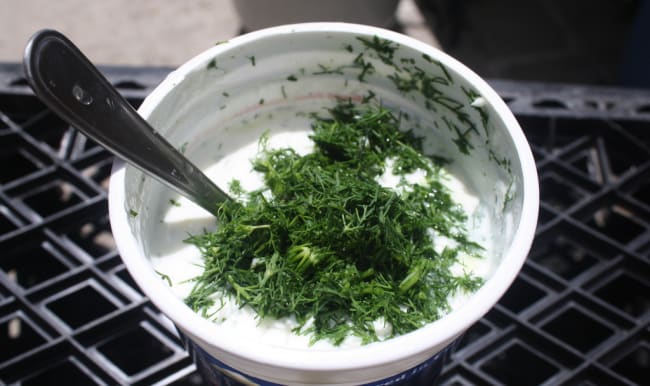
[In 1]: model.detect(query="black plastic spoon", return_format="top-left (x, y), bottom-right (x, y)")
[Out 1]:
top-left (23, 29), bottom-right (230, 215)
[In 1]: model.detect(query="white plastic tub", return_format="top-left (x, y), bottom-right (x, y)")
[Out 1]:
top-left (109, 23), bottom-right (538, 385)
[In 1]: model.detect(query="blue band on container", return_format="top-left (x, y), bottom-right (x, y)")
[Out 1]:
top-left (180, 332), bottom-right (456, 385)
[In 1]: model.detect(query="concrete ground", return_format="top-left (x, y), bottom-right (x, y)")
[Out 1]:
top-left (0, 0), bottom-right (437, 67)
top-left (1, 0), bottom-right (632, 85)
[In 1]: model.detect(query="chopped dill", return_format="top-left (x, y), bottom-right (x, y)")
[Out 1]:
top-left (185, 100), bottom-right (484, 346)
top-left (356, 36), bottom-right (398, 66)
top-left (313, 64), bottom-right (346, 76)
top-left (228, 179), bottom-right (245, 197)
top-left (353, 53), bottom-right (375, 82)
top-left (156, 270), bottom-right (173, 286)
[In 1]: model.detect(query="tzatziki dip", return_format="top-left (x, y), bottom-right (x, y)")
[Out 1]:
top-left (150, 100), bottom-right (494, 350)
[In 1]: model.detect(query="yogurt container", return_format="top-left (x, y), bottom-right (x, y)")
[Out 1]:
top-left (108, 23), bottom-right (539, 385)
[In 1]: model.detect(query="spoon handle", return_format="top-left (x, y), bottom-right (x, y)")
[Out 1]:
top-left (23, 29), bottom-right (229, 215)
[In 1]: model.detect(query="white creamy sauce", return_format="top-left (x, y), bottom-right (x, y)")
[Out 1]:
top-left (150, 129), bottom-right (494, 350)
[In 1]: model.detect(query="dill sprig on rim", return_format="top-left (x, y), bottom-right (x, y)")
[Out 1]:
top-left (184, 100), bottom-right (484, 346)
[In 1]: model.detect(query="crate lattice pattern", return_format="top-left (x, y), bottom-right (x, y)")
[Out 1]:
top-left (0, 68), bottom-right (648, 385)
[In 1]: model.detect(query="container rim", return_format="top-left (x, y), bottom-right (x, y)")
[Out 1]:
top-left (109, 22), bottom-right (539, 375)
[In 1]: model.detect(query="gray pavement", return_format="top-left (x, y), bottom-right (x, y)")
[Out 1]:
top-left (0, 0), bottom-right (436, 67)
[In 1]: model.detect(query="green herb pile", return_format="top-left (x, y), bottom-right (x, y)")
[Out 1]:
top-left (184, 100), bottom-right (484, 346)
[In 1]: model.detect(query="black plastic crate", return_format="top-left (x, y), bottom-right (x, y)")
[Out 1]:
top-left (0, 64), bottom-right (648, 385)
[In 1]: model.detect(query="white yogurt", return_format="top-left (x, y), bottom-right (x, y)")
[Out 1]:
top-left (150, 122), bottom-right (494, 350)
